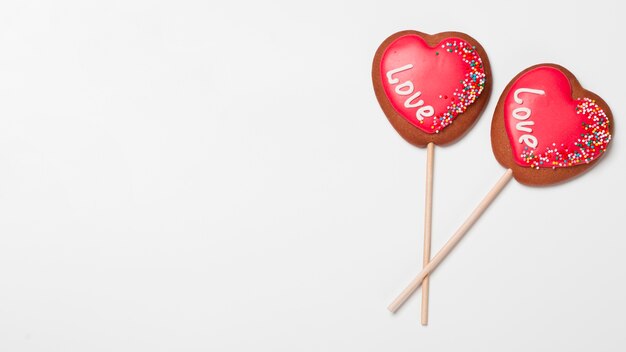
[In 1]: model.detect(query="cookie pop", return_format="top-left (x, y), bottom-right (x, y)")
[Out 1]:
top-left (388, 64), bottom-right (613, 312)
top-left (372, 30), bottom-right (491, 324)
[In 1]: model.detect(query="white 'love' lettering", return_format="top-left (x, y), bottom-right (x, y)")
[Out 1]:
top-left (386, 65), bottom-right (435, 121)
top-left (512, 88), bottom-right (546, 148)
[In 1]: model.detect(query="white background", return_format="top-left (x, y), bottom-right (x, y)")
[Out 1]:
top-left (0, 0), bottom-right (625, 351)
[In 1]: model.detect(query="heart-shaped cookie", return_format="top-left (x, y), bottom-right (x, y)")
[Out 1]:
top-left (492, 64), bottom-right (613, 185)
top-left (372, 30), bottom-right (491, 147)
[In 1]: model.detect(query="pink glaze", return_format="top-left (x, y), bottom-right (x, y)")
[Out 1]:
top-left (503, 66), bottom-right (611, 169)
top-left (379, 34), bottom-right (486, 134)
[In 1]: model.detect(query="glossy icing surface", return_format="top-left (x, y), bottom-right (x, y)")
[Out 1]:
top-left (503, 66), bottom-right (611, 169)
top-left (379, 34), bottom-right (486, 134)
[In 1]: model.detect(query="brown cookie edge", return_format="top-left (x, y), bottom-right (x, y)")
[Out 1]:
top-left (491, 63), bottom-right (614, 186)
top-left (372, 30), bottom-right (492, 148)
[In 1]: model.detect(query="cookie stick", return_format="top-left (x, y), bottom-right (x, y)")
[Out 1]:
top-left (373, 30), bottom-right (492, 324)
top-left (420, 142), bottom-right (434, 324)
top-left (388, 63), bottom-right (613, 312)
top-left (389, 169), bottom-right (513, 312)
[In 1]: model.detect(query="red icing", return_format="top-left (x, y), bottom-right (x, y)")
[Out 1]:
top-left (379, 34), bottom-right (486, 134)
top-left (503, 66), bottom-right (611, 169)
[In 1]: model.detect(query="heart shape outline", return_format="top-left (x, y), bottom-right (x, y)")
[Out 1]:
top-left (492, 64), bottom-right (614, 186)
top-left (372, 30), bottom-right (492, 147)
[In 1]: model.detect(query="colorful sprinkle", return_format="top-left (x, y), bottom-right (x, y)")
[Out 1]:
top-left (519, 98), bottom-right (611, 169)
top-left (432, 40), bottom-right (486, 133)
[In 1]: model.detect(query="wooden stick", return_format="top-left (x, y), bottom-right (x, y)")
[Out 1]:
top-left (421, 142), bottom-right (434, 325)
top-left (389, 169), bottom-right (514, 313)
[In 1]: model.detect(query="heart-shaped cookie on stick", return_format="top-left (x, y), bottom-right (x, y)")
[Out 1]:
top-left (388, 63), bottom-right (613, 313)
top-left (493, 64), bottom-right (612, 184)
top-left (373, 30), bottom-right (491, 145)
top-left (372, 30), bottom-right (491, 324)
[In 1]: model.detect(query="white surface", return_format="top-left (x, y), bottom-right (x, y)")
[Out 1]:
top-left (0, 0), bottom-right (625, 350)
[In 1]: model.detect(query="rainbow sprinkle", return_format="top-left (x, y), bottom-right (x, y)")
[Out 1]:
top-left (432, 40), bottom-right (487, 132)
top-left (519, 98), bottom-right (612, 169)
